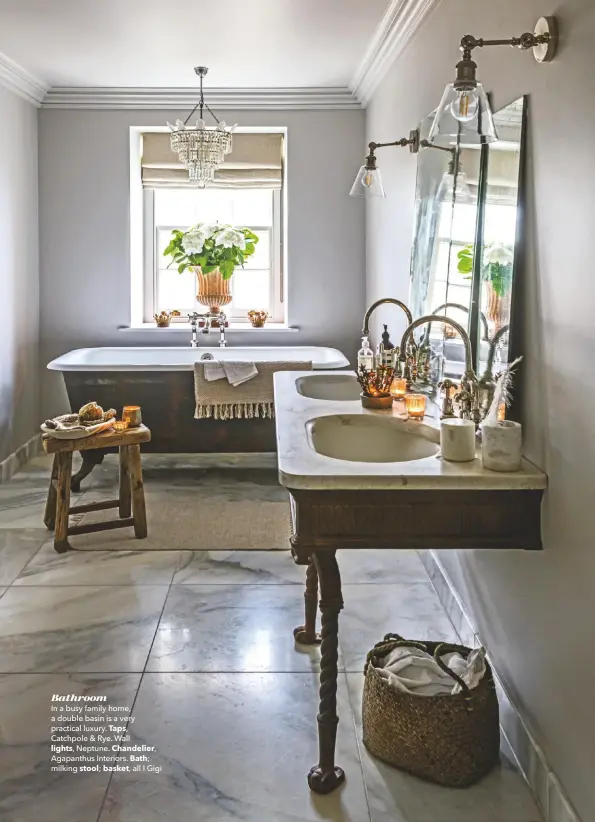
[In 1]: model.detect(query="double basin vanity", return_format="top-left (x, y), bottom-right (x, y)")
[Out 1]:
top-left (274, 370), bottom-right (547, 794)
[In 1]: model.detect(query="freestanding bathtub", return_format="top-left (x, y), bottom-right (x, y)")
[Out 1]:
top-left (47, 346), bottom-right (349, 453)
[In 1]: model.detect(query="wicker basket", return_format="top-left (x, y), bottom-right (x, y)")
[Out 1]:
top-left (362, 634), bottom-right (500, 787)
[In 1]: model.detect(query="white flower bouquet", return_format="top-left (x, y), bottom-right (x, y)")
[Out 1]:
top-left (163, 223), bottom-right (259, 280)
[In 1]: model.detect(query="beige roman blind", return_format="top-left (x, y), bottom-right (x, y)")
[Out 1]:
top-left (141, 131), bottom-right (283, 189)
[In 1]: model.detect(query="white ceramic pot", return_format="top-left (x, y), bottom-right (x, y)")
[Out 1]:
top-left (440, 418), bottom-right (476, 462)
top-left (481, 421), bottom-right (522, 472)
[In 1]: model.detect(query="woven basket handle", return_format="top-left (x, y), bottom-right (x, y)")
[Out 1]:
top-left (364, 633), bottom-right (429, 675)
top-left (432, 643), bottom-right (472, 698)
top-left (365, 636), bottom-right (473, 701)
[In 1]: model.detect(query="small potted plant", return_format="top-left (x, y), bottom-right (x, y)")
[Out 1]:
top-left (163, 223), bottom-right (259, 313)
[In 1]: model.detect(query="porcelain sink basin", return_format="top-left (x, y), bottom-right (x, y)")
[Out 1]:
top-left (296, 374), bottom-right (360, 401)
top-left (307, 414), bottom-right (439, 463)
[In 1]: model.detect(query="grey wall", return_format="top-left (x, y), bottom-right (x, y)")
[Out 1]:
top-left (366, 1), bottom-right (595, 817)
top-left (38, 108), bottom-right (366, 415)
top-left (0, 85), bottom-right (39, 462)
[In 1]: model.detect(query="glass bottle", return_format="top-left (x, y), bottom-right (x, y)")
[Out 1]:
top-left (357, 336), bottom-right (374, 371)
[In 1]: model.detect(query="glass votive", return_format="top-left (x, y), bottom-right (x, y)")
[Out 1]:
top-left (122, 406), bottom-right (142, 428)
top-left (404, 393), bottom-right (426, 419)
top-left (390, 377), bottom-right (408, 400)
top-left (112, 420), bottom-right (130, 433)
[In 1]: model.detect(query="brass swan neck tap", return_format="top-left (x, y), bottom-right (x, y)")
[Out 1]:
top-left (362, 298), bottom-right (412, 337)
top-left (399, 314), bottom-right (481, 424)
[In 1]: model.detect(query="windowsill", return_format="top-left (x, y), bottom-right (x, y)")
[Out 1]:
top-left (119, 323), bottom-right (299, 333)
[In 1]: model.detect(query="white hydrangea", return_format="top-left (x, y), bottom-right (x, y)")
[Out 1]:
top-left (214, 227), bottom-right (246, 250)
top-left (484, 243), bottom-right (513, 266)
top-left (181, 224), bottom-right (210, 255)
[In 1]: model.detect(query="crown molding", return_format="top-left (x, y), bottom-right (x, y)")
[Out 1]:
top-left (351, 0), bottom-right (442, 106)
top-left (0, 51), bottom-right (48, 106)
top-left (42, 86), bottom-right (361, 110)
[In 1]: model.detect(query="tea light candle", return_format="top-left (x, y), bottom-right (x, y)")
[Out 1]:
top-left (390, 377), bottom-right (407, 400)
top-left (112, 420), bottom-right (130, 433)
top-left (122, 406), bottom-right (142, 428)
top-left (404, 393), bottom-right (426, 419)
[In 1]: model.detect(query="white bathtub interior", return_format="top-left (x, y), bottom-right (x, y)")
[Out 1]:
top-left (47, 346), bottom-right (350, 371)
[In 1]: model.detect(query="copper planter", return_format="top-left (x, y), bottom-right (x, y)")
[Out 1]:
top-left (193, 267), bottom-right (233, 313)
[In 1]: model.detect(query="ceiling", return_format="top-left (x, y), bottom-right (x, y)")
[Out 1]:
top-left (0, 0), bottom-right (390, 89)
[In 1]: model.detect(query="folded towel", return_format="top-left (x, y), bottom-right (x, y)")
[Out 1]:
top-left (203, 362), bottom-right (226, 382)
top-left (203, 361), bottom-right (259, 386)
top-left (222, 362), bottom-right (259, 387)
top-left (194, 361), bottom-right (313, 420)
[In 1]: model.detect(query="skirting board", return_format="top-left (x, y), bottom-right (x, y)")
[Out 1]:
top-left (0, 434), bottom-right (42, 484)
top-left (419, 550), bottom-right (581, 822)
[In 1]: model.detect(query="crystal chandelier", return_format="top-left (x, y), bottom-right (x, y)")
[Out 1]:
top-left (167, 67), bottom-right (235, 188)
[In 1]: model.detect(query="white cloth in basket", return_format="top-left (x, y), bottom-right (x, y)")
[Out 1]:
top-left (374, 646), bottom-right (486, 696)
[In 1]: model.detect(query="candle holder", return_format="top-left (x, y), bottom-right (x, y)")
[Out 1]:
top-left (390, 377), bottom-right (407, 400)
top-left (404, 393), bottom-right (426, 419)
top-left (122, 406), bottom-right (142, 428)
top-left (112, 420), bottom-right (130, 433)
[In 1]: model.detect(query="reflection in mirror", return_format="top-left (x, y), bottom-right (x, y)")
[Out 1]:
top-left (476, 97), bottom-right (526, 396)
top-left (409, 114), bottom-right (481, 394)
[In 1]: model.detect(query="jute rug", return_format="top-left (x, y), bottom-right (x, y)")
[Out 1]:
top-left (69, 492), bottom-right (291, 552)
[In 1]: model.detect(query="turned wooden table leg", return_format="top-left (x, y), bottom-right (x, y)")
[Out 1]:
top-left (128, 444), bottom-right (147, 539)
top-left (293, 559), bottom-right (321, 644)
top-left (119, 446), bottom-right (132, 518)
top-left (44, 455), bottom-right (59, 530)
top-left (307, 550), bottom-right (345, 794)
top-left (54, 453), bottom-right (73, 553)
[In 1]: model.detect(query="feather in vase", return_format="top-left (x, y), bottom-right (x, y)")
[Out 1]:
top-left (482, 356), bottom-right (523, 428)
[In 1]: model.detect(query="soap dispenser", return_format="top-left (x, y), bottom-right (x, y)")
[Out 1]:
top-left (381, 324), bottom-right (395, 366)
top-left (357, 336), bottom-right (374, 371)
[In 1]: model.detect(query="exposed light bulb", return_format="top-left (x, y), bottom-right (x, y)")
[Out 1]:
top-left (450, 89), bottom-right (479, 122)
top-left (363, 172), bottom-right (374, 187)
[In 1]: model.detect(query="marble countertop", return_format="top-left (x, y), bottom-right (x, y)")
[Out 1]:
top-left (274, 371), bottom-right (548, 491)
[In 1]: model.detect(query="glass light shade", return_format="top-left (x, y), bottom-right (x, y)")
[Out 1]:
top-left (349, 165), bottom-right (385, 198)
top-left (428, 83), bottom-right (497, 146)
top-left (437, 169), bottom-right (473, 204)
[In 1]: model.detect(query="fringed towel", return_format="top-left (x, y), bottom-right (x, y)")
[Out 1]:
top-left (194, 361), bottom-right (313, 420)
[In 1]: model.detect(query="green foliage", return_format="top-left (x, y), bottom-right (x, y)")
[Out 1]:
top-left (456, 244), bottom-right (513, 297)
top-left (163, 225), bottom-right (259, 280)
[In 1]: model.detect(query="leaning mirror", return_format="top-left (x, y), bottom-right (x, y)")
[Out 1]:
top-left (474, 96), bottom-right (527, 399)
top-left (409, 113), bottom-right (481, 394)
top-left (408, 96), bottom-right (527, 409)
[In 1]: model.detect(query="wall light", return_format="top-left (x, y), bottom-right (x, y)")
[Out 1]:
top-left (429, 16), bottom-right (557, 146)
top-left (350, 128), bottom-right (451, 199)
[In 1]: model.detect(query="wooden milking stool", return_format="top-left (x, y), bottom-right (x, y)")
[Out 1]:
top-left (43, 425), bottom-right (151, 553)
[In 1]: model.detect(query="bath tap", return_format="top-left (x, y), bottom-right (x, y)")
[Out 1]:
top-left (188, 312), bottom-right (201, 348)
top-left (217, 312), bottom-right (227, 347)
top-left (399, 314), bottom-right (481, 425)
top-left (188, 311), bottom-right (228, 348)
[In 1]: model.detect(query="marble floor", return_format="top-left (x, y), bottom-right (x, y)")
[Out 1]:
top-left (0, 453), bottom-right (543, 822)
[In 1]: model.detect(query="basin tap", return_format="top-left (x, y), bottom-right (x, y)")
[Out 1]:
top-left (399, 314), bottom-right (481, 425)
top-left (361, 298), bottom-right (414, 377)
top-left (362, 298), bottom-right (413, 339)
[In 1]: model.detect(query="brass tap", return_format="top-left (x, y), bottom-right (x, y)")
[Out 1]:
top-left (399, 314), bottom-right (481, 425)
top-left (362, 298), bottom-right (413, 337)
